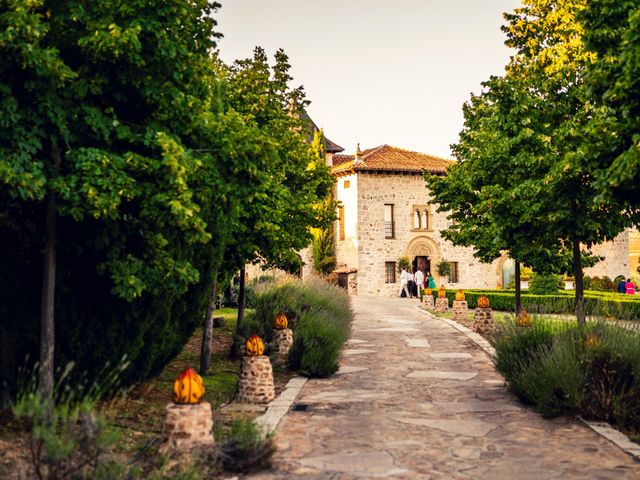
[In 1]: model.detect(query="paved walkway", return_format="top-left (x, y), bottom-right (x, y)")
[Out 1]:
top-left (250, 295), bottom-right (640, 479)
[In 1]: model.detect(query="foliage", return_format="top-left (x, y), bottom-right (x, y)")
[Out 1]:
top-left (494, 319), bottom-right (640, 432)
top-left (397, 256), bottom-right (411, 273)
top-left (429, 288), bottom-right (640, 320)
top-left (312, 225), bottom-right (336, 275)
top-left (218, 48), bottom-right (333, 274)
top-left (0, 0), bottom-right (236, 392)
top-left (12, 362), bottom-right (126, 480)
top-left (528, 273), bottom-right (563, 295)
top-left (583, 276), bottom-right (616, 292)
top-left (427, 0), bottom-right (634, 324)
top-left (436, 260), bottom-right (451, 278)
top-left (215, 419), bottom-right (275, 473)
top-left (242, 278), bottom-right (352, 377)
top-left (580, 1), bottom-right (640, 219)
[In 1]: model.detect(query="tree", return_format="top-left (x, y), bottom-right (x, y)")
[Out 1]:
top-left (215, 48), bottom-right (333, 353)
top-left (427, 0), bottom-right (631, 323)
top-left (579, 1), bottom-right (640, 220)
top-left (310, 129), bottom-right (337, 275)
top-left (0, 0), bottom-right (225, 396)
top-left (502, 0), bottom-right (632, 323)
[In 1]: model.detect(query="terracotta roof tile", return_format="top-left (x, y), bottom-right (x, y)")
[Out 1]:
top-left (332, 154), bottom-right (354, 167)
top-left (331, 145), bottom-right (453, 174)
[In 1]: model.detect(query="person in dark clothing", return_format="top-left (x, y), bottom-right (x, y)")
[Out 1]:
top-left (618, 278), bottom-right (627, 294)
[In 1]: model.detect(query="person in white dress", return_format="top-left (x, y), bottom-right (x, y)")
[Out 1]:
top-left (399, 268), bottom-right (410, 297)
top-left (415, 269), bottom-right (425, 299)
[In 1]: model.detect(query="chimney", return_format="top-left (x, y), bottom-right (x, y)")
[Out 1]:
top-left (354, 143), bottom-right (362, 164)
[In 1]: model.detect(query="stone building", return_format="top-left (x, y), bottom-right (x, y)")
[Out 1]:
top-left (330, 144), bottom-right (631, 296)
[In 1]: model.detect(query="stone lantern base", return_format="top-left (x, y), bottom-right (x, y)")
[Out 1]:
top-left (422, 295), bottom-right (435, 310)
top-left (472, 307), bottom-right (495, 334)
top-left (160, 402), bottom-right (214, 454)
top-left (452, 300), bottom-right (468, 321)
top-left (274, 328), bottom-right (293, 356)
top-left (435, 297), bottom-right (449, 312)
top-left (237, 356), bottom-right (275, 404)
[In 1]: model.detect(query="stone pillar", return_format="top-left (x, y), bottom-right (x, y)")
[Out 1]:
top-left (237, 356), bottom-right (276, 404)
top-left (472, 307), bottom-right (495, 334)
top-left (274, 328), bottom-right (293, 356)
top-left (160, 402), bottom-right (214, 454)
top-left (422, 295), bottom-right (435, 310)
top-left (435, 297), bottom-right (449, 312)
top-left (452, 300), bottom-right (468, 322)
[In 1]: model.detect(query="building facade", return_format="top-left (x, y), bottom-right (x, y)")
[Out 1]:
top-left (331, 144), bottom-right (631, 296)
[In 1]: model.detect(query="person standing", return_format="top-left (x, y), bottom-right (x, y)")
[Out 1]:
top-left (399, 268), bottom-right (410, 297)
top-left (407, 270), bottom-right (416, 298)
top-left (427, 272), bottom-right (436, 289)
top-left (626, 278), bottom-right (636, 295)
top-left (415, 269), bottom-right (425, 300)
top-left (618, 277), bottom-right (627, 294)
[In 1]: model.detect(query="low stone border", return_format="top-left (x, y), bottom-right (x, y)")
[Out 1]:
top-left (416, 305), bottom-right (640, 463)
top-left (580, 419), bottom-right (640, 461)
top-left (255, 376), bottom-right (308, 432)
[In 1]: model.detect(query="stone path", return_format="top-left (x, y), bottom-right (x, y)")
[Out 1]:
top-left (249, 295), bottom-right (640, 479)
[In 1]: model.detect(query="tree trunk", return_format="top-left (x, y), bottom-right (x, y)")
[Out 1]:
top-left (573, 238), bottom-right (586, 325)
top-left (199, 279), bottom-right (217, 375)
top-left (40, 142), bottom-right (61, 401)
top-left (230, 267), bottom-right (246, 358)
top-left (514, 261), bottom-right (522, 316)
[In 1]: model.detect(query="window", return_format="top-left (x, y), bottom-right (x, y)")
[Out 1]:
top-left (413, 209), bottom-right (421, 229)
top-left (344, 180), bottom-right (350, 189)
top-left (385, 262), bottom-right (396, 283)
top-left (384, 204), bottom-right (395, 238)
top-left (450, 261), bottom-right (459, 283)
top-left (338, 205), bottom-right (345, 241)
top-left (412, 205), bottom-right (431, 231)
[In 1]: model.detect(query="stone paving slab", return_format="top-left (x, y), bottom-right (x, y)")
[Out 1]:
top-left (249, 295), bottom-right (640, 479)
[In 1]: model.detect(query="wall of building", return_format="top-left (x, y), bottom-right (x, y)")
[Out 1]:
top-left (585, 231), bottom-right (630, 281)
top-left (334, 173), bottom-right (359, 271)
top-left (629, 229), bottom-right (640, 282)
top-left (354, 172), bottom-right (498, 296)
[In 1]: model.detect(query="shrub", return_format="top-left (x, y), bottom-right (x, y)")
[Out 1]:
top-left (12, 362), bottom-right (127, 480)
top-left (494, 319), bottom-right (640, 434)
top-left (584, 276), bottom-right (616, 292)
top-left (528, 273), bottom-right (563, 294)
top-left (397, 256), bottom-right (411, 273)
top-left (215, 419), bottom-right (275, 473)
top-left (242, 278), bottom-right (352, 377)
top-left (432, 289), bottom-right (640, 320)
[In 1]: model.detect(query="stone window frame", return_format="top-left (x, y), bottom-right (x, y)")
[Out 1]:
top-left (385, 262), bottom-right (396, 283)
top-left (384, 204), bottom-right (395, 239)
top-left (449, 261), bottom-right (459, 283)
top-left (411, 204), bottom-right (433, 232)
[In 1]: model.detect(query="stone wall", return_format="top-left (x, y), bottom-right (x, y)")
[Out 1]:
top-left (335, 173), bottom-right (359, 270)
top-left (585, 231), bottom-right (630, 281)
top-left (629, 228), bottom-right (640, 282)
top-left (355, 172), bottom-right (499, 296)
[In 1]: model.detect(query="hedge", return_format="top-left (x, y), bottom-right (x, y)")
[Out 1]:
top-left (426, 289), bottom-right (640, 320)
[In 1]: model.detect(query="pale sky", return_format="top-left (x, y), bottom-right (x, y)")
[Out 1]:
top-left (216, 0), bottom-right (521, 159)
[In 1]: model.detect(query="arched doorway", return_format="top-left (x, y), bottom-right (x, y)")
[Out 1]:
top-left (406, 236), bottom-right (442, 284)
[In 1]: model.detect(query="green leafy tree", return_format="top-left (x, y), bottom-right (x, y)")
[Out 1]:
top-left (579, 1), bottom-right (640, 220)
top-left (0, 0), bottom-right (225, 396)
top-left (310, 129), bottom-right (337, 275)
top-left (428, 0), bottom-right (631, 323)
top-left (216, 48), bottom-right (333, 353)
